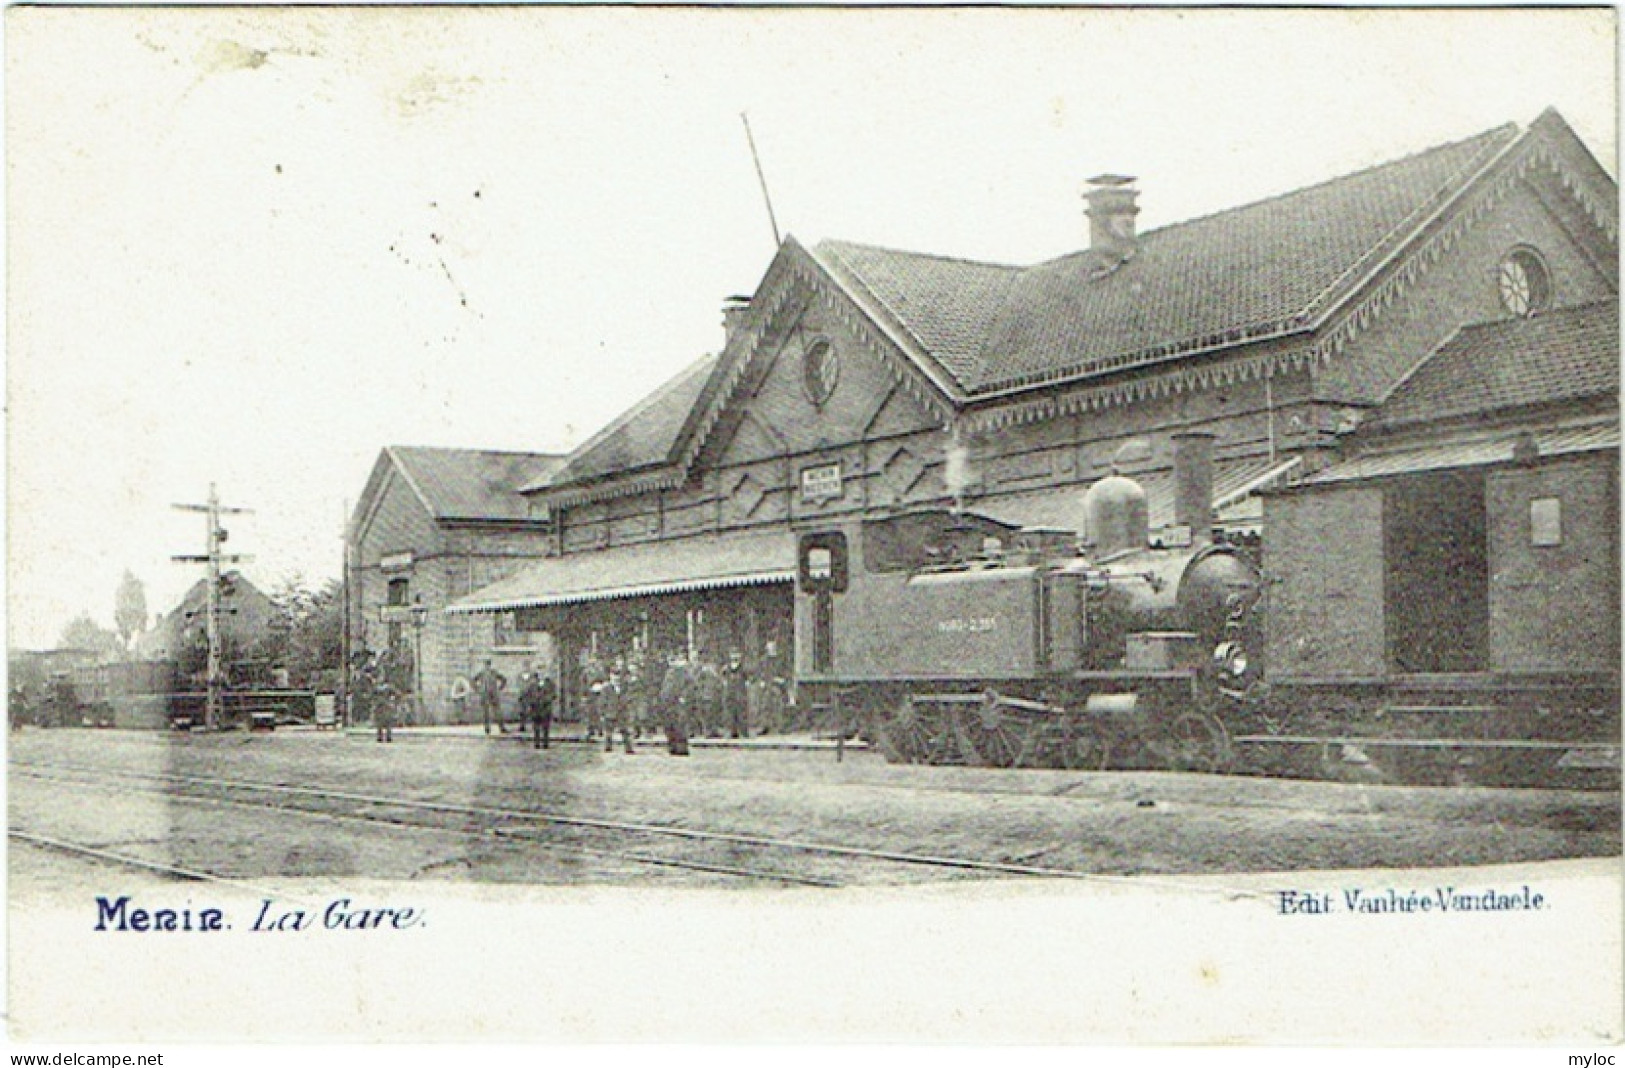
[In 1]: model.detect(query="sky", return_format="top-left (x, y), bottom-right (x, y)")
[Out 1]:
top-left (6, 6), bottom-right (1616, 650)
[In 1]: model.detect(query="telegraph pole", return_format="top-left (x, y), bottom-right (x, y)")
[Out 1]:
top-left (173, 483), bottom-right (253, 730)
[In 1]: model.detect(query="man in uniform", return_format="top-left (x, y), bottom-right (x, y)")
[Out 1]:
top-left (658, 652), bottom-right (693, 756)
top-left (580, 653), bottom-right (607, 741)
top-left (721, 648), bottom-right (750, 739)
top-left (374, 647), bottom-right (405, 743)
top-left (623, 646), bottom-right (649, 745)
top-left (518, 661), bottom-right (557, 750)
top-left (472, 658), bottom-right (508, 735)
top-left (600, 658), bottom-right (635, 754)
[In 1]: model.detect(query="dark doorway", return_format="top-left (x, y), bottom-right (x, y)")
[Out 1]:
top-left (1384, 470), bottom-right (1489, 673)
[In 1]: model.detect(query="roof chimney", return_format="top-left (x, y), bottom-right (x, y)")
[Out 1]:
top-left (1085, 174), bottom-right (1139, 255)
top-left (722, 295), bottom-right (752, 348)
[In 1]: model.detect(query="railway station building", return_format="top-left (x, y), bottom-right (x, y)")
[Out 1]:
top-left (346, 446), bottom-right (564, 723)
top-left (451, 109), bottom-right (1616, 725)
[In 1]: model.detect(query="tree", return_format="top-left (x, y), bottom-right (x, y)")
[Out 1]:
top-left (257, 576), bottom-right (344, 689)
top-left (58, 612), bottom-right (124, 662)
top-left (114, 570), bottom-right (147, 654)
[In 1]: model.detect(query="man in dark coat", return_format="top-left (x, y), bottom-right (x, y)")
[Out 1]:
top-left (721, 649), bottom-right (750, 739)
top-left (600, 659), bottom-right (635, 755)
top-left (518, 662), bottom-right (557, 750)
top-left (623, 647), bottom-right (650, 744)
top-left (657, 653), bottom-right (693, 756)
top-left (374, 647), bottom-right (410, 743)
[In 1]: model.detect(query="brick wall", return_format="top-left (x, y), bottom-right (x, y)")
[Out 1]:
top-left (1487, 452), bottom-right (1620, 675)
top-left (349, 463), bottom-right (554, 723)
top-left (1264, 486), bottom-right (1387, 680)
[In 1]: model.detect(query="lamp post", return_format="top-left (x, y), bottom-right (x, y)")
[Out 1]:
top-left (411, 598), bottom-right (428, 725)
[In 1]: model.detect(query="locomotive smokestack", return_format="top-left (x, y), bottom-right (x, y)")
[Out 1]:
top-left (1173, 430), bottom-right (1216, 545)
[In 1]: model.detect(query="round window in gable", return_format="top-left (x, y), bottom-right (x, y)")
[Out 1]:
top-left (802, 338), bottom-right (840, 407)
top-left (1497, 247), bottom-right (1553, 318)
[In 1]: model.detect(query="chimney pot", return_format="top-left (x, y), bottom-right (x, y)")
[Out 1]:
top-left (1085, 174), bottom-right (1140, 255)
top-left (722, 295), bottom-right (752, 348)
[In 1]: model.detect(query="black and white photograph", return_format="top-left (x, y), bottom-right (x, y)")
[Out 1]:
top-left (6, 5), bottom-right (1620, 1055)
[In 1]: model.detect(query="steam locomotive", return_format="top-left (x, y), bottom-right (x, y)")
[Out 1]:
top-left (794, 435), bottom-right (1261, 773)
top-left (793, 435), bottom-right (1619, 787)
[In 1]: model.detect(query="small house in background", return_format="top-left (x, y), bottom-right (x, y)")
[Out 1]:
top-left (345, 446), bottom-right (565, 723)
top-left (135, 570), bottom-right (278, 672)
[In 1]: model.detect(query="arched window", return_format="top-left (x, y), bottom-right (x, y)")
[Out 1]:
top-left (1497, 247), bottom-right (1553, 318)
top-left (801, 338), bottom-right (839, 407)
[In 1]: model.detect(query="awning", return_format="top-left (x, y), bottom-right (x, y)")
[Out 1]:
top-left (448, 529), bottom-right (796, 613)
top-left (971, 456), bottom-right (1302, 531)
top-left (1298, 420), bottom-right (1619, 487)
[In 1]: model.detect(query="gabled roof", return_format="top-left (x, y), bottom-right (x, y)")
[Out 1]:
top-left (1373, 299), bottom-right (1619, 429)
top-left (386, 446), bottom-right (565, 522)
top-left (816, 123), bottom-right (1520, 395)
top-left (533, 109), bottom-right (1615, 502)
top-left (526, 355), bottom-right (719, 493)
top-left (813, 242), bottom-right (1021, 389)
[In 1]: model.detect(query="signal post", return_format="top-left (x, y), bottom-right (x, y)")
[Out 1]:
top-left (172, 483), bottom-right (252, 730)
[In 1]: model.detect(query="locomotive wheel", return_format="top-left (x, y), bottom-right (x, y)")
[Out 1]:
top-left (1164, 710), bottom-right (1233, 774)
top-left (953, 693), bottom-right (1042, 769)
top-left (1059, 725), bottom-right (1111, 771)
top-left (877, 698), bottom-right (927, 764)
top-left (879, 697), bottom-right (957, 765)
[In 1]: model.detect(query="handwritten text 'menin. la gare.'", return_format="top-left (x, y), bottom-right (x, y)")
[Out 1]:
top-left (1276, 885), bottom-right (1546, 916)
top-left (93, 896), bottom-right (425, 932)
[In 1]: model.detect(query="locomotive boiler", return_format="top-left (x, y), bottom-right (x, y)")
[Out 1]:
top-left (795, 434), bottom-right (1261, 771)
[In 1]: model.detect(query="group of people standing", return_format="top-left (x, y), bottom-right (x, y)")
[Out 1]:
top-left (465, 658), bottom-right (557, 750)
top-left (353, 644), bottom-right (414, 743)
top-left (579, 647), bottom-right (756, 756)
top-left (456, 646), bottom-right (774, 757)
top-left (359, 636), bottom-right (785, 755)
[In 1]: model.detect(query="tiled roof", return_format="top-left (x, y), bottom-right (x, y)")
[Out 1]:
top-left (535, 355), bottom-right (719, 491)
top-left (389, 447), bottom-right (565, 521)
top-left (447, 528), bottom-right (795, 612)
top-left (1373, 299), bottom-right (1619, 429)
top-left (813, 243), bottom-right (1021, 386)
top-left (816, 124), bottom-right (1519, 394)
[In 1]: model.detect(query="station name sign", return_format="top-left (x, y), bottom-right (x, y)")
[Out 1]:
top-left (799, 462), bottom-right (843, 503)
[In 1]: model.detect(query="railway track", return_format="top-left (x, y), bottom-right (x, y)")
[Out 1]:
top-left (13, 757), bottom-right (1236, 893)
top-left (9, 828), bottom-right (305, 900)
top-left (12, 762), bottom-right (843, 888)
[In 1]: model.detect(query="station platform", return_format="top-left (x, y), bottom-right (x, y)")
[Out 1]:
top-left (335, 723), bottom-right (869, 752)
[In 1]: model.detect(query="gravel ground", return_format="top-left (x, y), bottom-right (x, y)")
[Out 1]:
top-left (10, 726), bottom-right (1619, 891)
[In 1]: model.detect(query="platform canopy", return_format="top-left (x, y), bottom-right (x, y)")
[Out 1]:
top-left (447, 528), bottom-right (796, 614)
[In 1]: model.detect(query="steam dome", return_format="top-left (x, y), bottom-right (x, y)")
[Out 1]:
top-left (1082, 474), bottom-right (1149, 557)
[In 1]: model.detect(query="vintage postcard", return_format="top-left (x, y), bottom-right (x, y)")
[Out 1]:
top-left (6, 5), bottom-right (1620, 1054)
